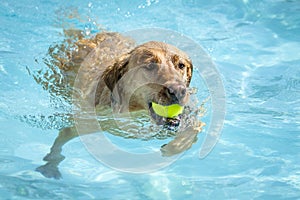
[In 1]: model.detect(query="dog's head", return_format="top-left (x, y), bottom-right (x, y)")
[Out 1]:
top-left (102, 41), bottom-right (193, 126)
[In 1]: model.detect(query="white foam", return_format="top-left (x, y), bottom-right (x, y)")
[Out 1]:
top-left (0, 64), bottom-right (8, 74)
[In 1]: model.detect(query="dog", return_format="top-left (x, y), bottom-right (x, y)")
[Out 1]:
top-left (35, 30), bottom-right (203, 179)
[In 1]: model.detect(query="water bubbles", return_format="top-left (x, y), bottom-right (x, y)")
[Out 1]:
top-left (138, 0), bottom-right (159, 9)
top-left (0, 64), bottom-right (8, 74)
top-left (84, 24), bottom-right (91, 36)
top-left (124, 11), bottom-right (134, 18)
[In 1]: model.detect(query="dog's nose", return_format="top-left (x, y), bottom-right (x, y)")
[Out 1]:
top-left (166, 84), bottom-right (187, 103)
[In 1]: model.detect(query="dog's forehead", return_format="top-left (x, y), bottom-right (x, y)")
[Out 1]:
top-left (136, 41), bottom-right (190, 60)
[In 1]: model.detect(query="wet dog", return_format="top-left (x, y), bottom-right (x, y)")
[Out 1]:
top-left (36, 30), bottom-right (203, 179)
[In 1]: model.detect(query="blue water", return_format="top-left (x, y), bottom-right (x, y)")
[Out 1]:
top-left (1, 0), bottom-right (300, 199)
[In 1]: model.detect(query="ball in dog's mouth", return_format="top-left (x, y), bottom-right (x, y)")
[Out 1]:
top-left (151, 102), bottom-right (184, 118)
top-left (148, 102), bottom-right (183, 129)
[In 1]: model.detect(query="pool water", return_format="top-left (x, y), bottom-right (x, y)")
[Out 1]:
top-left (1, 0), bottom-right (300, 199)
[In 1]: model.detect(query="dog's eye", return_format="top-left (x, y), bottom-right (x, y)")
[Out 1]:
top-left (145, 63), bottom-right (156, 71)
top-left (178, 62), bottom-right (185, 70)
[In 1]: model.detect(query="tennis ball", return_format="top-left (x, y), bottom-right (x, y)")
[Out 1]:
top-left (151, 102), bottom-right (184, 118)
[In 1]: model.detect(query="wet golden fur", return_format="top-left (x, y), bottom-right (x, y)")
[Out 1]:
top-left (36, 30), bottom-right (202, 179)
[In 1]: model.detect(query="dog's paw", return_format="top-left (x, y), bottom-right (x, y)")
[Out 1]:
top-left (36, 163), bottom-right (62, 179)
top-left (160, 126), bottom-right (199, 157)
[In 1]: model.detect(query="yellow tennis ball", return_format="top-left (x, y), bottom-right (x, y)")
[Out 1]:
top-left (152, 102), bottom-right (184, 118)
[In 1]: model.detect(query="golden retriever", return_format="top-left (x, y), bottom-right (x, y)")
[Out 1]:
top-left (36, 30), bottom-right (203, 179)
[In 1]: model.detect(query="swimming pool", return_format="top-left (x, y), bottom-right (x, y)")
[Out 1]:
top-left (1, 0), bottom-right (299, 199)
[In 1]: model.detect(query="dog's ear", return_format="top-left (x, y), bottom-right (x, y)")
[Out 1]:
top-left (102, 53), bottom-right (131, 91)
top-left (186, 63), bottom-right (193, 86)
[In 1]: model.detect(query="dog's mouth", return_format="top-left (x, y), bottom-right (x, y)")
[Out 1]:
top-left (148, 102), bottom-right (181, 129)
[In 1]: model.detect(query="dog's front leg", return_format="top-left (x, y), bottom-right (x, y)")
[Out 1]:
top-left (36, 126), bottom-right (78, 179)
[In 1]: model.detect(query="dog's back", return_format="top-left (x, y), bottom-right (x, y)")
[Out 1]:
top-left (33, 30), bottom-right (135, 105)
top-left (50, 30), bottom-right (135, 88)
